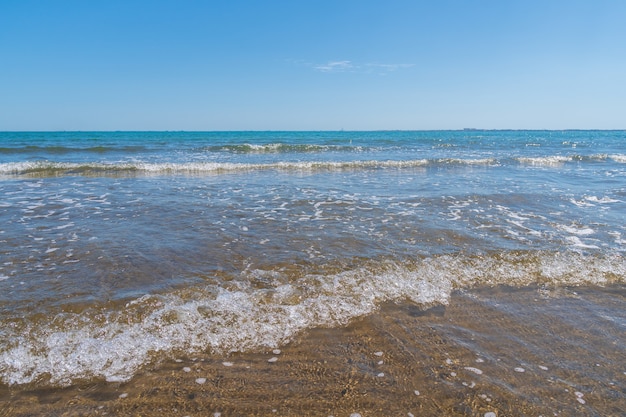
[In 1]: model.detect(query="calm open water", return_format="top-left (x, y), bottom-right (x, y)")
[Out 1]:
top-left (0, 130), bottom-right (625, 387)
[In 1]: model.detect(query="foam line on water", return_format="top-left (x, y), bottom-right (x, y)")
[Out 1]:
top-left (0, 251), bottom-right (624, 387)
top-left (0, 158), bottom-right (500, 177)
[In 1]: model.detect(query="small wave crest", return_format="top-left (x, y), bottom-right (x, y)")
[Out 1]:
top-left (0, 159), bottom-right (452, 177)
top-left (0, 251), bottom-right (623, 387)
top-left (516, 154), bottom-right (616, 166)
top-left (0, 145), bottom-right (147, 155)
top-left (14, 155), bottom-right (626, 177)
top-left (610, 154), bottom-right (626, 163)
top-left (196, 143), bottom-right (362, 154)
top-left (516, 156), bottom-right (573, 166)
top-left (0, 158), bottom-right (502, 178)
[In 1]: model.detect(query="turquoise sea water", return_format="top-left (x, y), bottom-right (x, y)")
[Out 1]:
top-left (0, 130), bottom-right (625, 387)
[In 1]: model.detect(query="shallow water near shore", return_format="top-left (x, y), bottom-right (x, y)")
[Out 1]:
top-left (1, 131), bottom-right (625, 412)
top-left (1, 284), bottom-right (625, 416)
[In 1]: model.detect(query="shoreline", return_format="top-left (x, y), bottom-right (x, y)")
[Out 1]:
top-left (2, 284), bottom-right (625, 416)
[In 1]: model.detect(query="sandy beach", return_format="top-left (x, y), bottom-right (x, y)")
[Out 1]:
top-left (2, 284), bottom-right (624, 417)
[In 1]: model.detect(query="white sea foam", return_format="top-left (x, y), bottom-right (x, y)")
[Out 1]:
top-left (516, 156), bottom-right (571, 166)
top-left (437, 158), bottom-right (497, 166)
top-left (610, 154), bottom-right (626, 163)
top-left (0, 158), bottom-right (502, 178)
top-left (584, 195), bottom-right (620, 204)
top-left (565, 236), bottom-right (599, 249)
top-left (559, 225), bottom-right (595, 236)
top-left (0, 252), bottom-right (624, 387)
top-left (608, 232), bottom-right (626, 246)
top-left (0, 160), bottom-right (433, 176)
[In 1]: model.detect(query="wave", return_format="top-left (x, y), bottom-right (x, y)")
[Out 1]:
top-left (516, 156), bottom-right (574, 166)
top-left (610, 154), bottom-right (626, 163)
top-left (0, 159), bottom-right (500, 177)
top-left (2, 153), bottom-right (622, 178)
top-left (0, 250), bottom-right (623, 387)
top-left (0, 142), bottom-right (373, 156)
top-left (196, 143), bottom-right (363, 153)
top-left (515, 154), bottom-right (626, 166)
top-left (0, 145), bottom-right (148, 154)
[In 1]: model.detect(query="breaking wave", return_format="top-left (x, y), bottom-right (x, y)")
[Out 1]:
top-left (0, 251), bottom-right (623, 387)
top-left (0, 159), bottom-right (499, 177)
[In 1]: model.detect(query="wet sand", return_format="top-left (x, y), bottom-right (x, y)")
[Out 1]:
top-left (2, 284), bottom-right (625, 417)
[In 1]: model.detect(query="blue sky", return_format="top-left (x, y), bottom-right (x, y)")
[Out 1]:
top-left (1, 0), bottom-right (625, 130)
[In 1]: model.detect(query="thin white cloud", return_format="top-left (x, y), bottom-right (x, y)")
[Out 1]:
top-left (314, 60), bottom-right (354, 73)
top-left (365, 63), bottom-right (414, 72)
top-left (311, 60), bottom-right (413, 74)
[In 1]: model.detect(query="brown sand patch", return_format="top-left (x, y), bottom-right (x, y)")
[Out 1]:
top-left (1, 285), bottom-right (625, 416)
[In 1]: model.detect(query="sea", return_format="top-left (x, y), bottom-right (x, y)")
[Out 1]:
top-left (0, 130), bottom-right (625, 389)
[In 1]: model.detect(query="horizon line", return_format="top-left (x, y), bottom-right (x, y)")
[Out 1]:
top-left (2, 128), bottom-right (625, 133)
